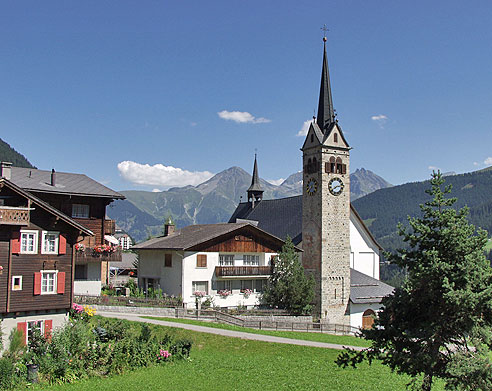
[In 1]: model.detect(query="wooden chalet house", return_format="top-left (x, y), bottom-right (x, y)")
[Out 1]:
top-left (1, 162), bottom-right (124, 296)
top-left (0, 176), bottom-right (94, 347)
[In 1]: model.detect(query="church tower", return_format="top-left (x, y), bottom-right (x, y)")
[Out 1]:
top-left (301, 36), bottom-right (351, 323)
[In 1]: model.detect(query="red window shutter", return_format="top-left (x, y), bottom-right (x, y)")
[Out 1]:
top-left (44, 319), bottom-right (53, 340)
top-left (57, 272), bottom-right (66, 294)
top-left (11, 231), bottom-right (21, 254)
top-left (17, 322), bottom-right (27, 345)
top-left (34, 272), bottom-right (41, 295)
top-left (58, 235), bottom-right (67, 255)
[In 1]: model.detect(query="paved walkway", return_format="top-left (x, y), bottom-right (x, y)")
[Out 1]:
top-left (98, 311), bottom-right (365, 351)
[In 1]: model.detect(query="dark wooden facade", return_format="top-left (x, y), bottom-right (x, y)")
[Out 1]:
top-left (0, 183), bottom-right (89, 315)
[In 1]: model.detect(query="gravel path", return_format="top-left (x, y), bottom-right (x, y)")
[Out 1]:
top-left (98, 311), bottom-right (365, 351)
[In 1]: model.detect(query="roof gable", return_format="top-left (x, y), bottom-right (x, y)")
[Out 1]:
top-left (301, 122), bottom-right (324, 151)
top-left (0, 178), bottom-right (94, 236)
top-left (322, 122), bottom-right (350, 148)
top-left (132, 222), bottom-right (299, 252)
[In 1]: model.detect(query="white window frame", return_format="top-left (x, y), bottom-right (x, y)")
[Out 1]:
top-left (72, 204), bottom-right (90, 218)
top-left (41, 270), bottom-right (58, 295)
top-left (41, 231), bottom-right (59, 254)
top-left (219, 254), bottom-right (235, 266)
top-left (12, 275), bottom-right (22, 291)
top-left (243, 254), bottom-right (259, 266)
top-left (26, 320), bottom-right (45, 345)
top-left (20, 230), bottom-right (38, 254)
top-left (192, 281), bottom-right (208, 295)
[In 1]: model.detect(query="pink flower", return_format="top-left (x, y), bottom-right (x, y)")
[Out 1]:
top-left (159, 349), bottom-right (171, 358)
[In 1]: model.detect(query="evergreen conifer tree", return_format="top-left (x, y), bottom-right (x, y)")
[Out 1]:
top-left (262, 236), bottom-right (314, 315)
top-left (337, 172), bottom-right (492, 391)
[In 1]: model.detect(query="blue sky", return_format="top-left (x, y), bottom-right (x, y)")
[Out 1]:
top-left (1, 1), bottom-right (491, 191)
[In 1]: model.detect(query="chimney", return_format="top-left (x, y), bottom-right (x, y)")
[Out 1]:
top-left (0, 162), bottom-right (12, 180)
top-left (51, 169), bottom-right (56, 186)
top-left (163, 216), bottom-right (175, 237)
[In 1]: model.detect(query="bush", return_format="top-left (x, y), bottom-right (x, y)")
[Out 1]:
top-left (0, 358), bottom-right (14, 389)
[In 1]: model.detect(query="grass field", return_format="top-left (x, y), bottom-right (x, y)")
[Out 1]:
top-left (142, 316), bottom-right (371, 347)
top-left (34, 320), bottom-right (445, 391)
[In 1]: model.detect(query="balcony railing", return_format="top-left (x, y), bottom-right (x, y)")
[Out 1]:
top-left (104, 219), bottom-right (116, 235)
top-left (75, 247), bottom-right (122, 263)
top-left (0, 206), bottom-right (31, 225)
top-left (215, 266), bottom-right (272, 277)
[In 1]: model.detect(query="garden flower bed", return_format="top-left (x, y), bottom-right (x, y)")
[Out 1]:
top-left (0, 305), bottom-right (192, 389)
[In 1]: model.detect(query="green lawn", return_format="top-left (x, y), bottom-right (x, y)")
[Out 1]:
top-left (142, 316), bottom-right (371, 347)
top-left (34, 321), bottom-right (444, 391)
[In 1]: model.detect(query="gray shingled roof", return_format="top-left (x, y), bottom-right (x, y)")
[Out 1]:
top-left (229, 195), bottom-right (302, 245)
top-left (350, 269), bottom-right (394, 304)
top-left (9, 167), bottom-right (124, 199)
top-left (229, 195), bottom-right (381, 249)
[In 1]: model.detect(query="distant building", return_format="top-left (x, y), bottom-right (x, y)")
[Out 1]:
top-left (115, 231), bottom-right (133, 250)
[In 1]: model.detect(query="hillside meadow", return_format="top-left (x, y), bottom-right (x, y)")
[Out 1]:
top-left (33, 322), bottom-right (444, 391)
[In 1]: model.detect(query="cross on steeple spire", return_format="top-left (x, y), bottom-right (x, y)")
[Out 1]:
top-left (316, 26), bottom-right (335, 134)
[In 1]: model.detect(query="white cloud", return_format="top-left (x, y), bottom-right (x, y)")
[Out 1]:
top-left (371, 114), bottom-right (389, 128)
top-left (296, 119), bottom-right (313, 137)
top-left (428, 165), bottom-right (439, 171)
top-left (267, 178), bottom-right (285, 186)
top-left (152, 188), bottom-right (161, 192)
top-left (484, 157), bottom-right (492, 166)
top-left (118, 161), bottom-right (214, 187)
top-left (217, 110), bottom-right (271, 124)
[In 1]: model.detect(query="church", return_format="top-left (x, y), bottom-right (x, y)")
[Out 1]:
top-left (134, 38), bottom-right (393, 329)
top-left (229, 37), bottom-right (393, 327)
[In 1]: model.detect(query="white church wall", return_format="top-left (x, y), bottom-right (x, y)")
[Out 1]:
top-left (350, 302), bottom-right (383, 329)
top-left (349, 214), bottom-right (380, 279)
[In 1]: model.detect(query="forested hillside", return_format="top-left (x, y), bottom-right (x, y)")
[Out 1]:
top-left (353, 168), bottom-right (492, 255)
top-left (0, 138), bottom-right (35, 168)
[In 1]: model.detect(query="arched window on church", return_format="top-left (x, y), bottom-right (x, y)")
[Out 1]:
top-left (336, 157), bottom-right (343, 174)
top-left (362, 309), bottom-right (376, 329)
top-left (334, 133), bottom-right (338, 143)
top-left (310, 133), bottom-right (314, 143)
top-left (327, 156), bottom-right (335, 173)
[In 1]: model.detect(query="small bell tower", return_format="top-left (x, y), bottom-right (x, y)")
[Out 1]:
top-left (247, 154), bottom-right (264, 209)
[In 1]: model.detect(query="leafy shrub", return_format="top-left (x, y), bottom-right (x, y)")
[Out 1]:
top-left (170, 338), bottom-right (193, 359)
top-left (0, 358), bottom-right (14, 389)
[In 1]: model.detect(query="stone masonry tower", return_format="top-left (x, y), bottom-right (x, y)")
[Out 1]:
top-left (301, 36), bottom-right (351, 323)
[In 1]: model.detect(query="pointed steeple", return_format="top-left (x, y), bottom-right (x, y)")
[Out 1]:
top-left (247, 154), bottom-right (263, 208)
top-left (316, 37), bottom-right (335, 134)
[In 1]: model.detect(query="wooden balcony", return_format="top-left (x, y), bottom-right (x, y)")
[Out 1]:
top-left (215, 266), bottom-right (272, 278)
top-left (0, 206), bottom-right (31, 225)
top-left (75, 247), bottom-right (122, 263)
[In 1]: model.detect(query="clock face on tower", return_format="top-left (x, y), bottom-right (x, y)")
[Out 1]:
top-left (306, 178), bottom-right (318, 196)
top-left (328, 177), bottom-right (344, 196)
